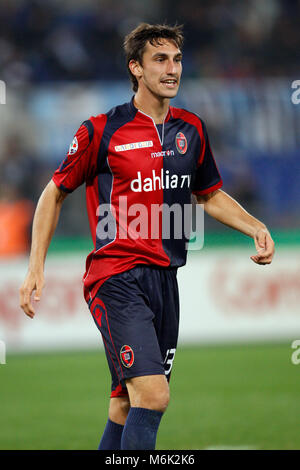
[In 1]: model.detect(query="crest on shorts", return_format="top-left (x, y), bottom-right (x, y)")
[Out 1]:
top-left (120, 345), bottom-right (134, 368)
top-left (175, 132), bottom-right (188, 155)
top-left (68, 136), bottom-right (78, 155)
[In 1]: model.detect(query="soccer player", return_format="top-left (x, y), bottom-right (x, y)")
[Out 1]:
top-left (20, 23), bottom-right (275, 450)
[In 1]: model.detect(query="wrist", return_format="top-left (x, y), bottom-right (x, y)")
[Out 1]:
top-left (251, 223), bottom-right (268, 239)
top-left (28, 259), bottom-right (44, 274)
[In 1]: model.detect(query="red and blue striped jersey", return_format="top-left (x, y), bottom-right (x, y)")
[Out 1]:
top-left (52, 97), bottom-right (222, 302)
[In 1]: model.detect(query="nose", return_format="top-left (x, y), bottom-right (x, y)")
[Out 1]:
top-left (166, 59), bottom-right (177, 75)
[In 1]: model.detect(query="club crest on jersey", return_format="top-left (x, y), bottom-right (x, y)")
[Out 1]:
top-left (68, 136), bottom-right (78, 155)
top-left (120, 345), bottom-right (134, 368)
top-left (175, 132), bottom-right (188, 154)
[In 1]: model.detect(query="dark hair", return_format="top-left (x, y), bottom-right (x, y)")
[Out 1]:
top-left (123, 23), bottom-right (184, 92)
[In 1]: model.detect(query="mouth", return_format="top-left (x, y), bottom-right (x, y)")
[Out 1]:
top-left (160, 78), bottom-right (178, 89)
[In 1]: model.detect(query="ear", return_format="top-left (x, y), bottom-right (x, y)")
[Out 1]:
top-left (129, 59), bottom-right (143, 80)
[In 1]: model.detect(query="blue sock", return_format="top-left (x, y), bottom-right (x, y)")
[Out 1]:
top-left (121, 407), bottom-right (163, 450)
top-left (98, 418), bottom-right (124, 450)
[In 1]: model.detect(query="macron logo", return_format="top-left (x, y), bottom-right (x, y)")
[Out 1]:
top-left (115, 141), bottom-right (153, 152)
top-left (151, 149), bottom-right (174, 158)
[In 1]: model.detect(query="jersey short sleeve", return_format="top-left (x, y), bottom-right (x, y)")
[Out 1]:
top-left (52, 119), bottom-right (97, 193)
top-left (191, 119), bottom-right (223, 196)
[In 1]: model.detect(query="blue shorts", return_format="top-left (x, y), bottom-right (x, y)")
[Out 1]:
top-left (88, 265), bottom-right (180, 398)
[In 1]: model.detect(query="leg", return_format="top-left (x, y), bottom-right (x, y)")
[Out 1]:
top-left (98, 396), bottom-right (130, 450)
top-left (126, 374), bottom-right (169, 412)
top-left (109, 396), bottom-right (131, 425)
top-left (90, 267), bottom-right (176, 450)
top-left (120, 374), bottom-right (169, 450)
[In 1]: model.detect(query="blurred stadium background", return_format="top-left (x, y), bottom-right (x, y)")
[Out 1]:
top-left (0, 0), bottom-right (300, 450)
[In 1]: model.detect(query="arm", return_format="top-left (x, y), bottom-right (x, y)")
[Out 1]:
top-left (20, 180), bottom-right (68, 318)
top-left (196, 189), bottom-right (275, 265)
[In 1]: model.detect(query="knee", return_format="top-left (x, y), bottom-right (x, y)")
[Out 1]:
top-left (127, 378), bottom-right (170, 413)
top-left (149, 387), bottom-right (170, 413)
top-left (134, 389), bottom-right (169, 413)
top-left (118, 397), bottom-right (131, 416)
top-left (109, 396), bottom-right (130, 425)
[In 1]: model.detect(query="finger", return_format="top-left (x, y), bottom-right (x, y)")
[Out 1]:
top-left (254, 243), bottom-right (274, 261)
top-left (252, 249), bottom-right (272, 261)
top-left (22, 298), bottom-right (35, 318)
top-left (265, 236), bottom-right (275, 257)
top-left (251, 228), bottom-right (274, 264)
top-left (253, 241), bottom-right (274, 260)
top-left (20, 286), bottom-right (35, 318)
top-left (251, 251), bottom-right (266, 261)
top-left (255, 230), bottom-right (267, 248)
top-left (34, 282), bottom-right (44, 301)
top-left (25, 308), bottom-right (35, 319)
top-left (258, 252), bottom-right (274, 262)
top-left (21, 301), bottom-right (35, 318)
top-left (250, 255), bottom-right (272, 265)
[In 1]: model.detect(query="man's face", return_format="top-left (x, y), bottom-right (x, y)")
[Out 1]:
top-left (133, 39), bottom-right (182, 99)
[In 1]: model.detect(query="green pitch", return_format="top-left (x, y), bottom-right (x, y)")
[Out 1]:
top-left (0, 342), bottom-right (299, 450)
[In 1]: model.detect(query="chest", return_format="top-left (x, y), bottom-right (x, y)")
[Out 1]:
top-left (105, 119), bottom-right (201, 182)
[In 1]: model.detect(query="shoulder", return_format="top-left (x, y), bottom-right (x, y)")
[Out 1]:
top-left (170, 106), bottom-right (206, 135)
top-left (78, 113), bottom-right (107, 143)
top-left (81, 102), bottom-right (128, 129)
top-left (89, 101), bottom-right (132, 124)
top-left (91, 101), bottom-right (136, 136)
top-left (78, 101), bottom-right (134, 144)
top-left (105, 101), bottom-right (132, 120)
top-left (85, 113), bottom-right (107, 131)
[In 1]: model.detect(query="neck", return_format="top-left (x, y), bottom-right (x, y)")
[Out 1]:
top-left (134, 89), bottom-right (170, 124)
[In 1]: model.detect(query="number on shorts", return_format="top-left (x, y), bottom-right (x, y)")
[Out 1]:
top-left (164, 348), bottom-right (176, 376)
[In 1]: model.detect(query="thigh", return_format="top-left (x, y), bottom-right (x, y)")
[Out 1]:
top-left (117, 266), bottom-right (180, 382)
top-left (89, 269), bottom-right (166, 398)
top-left (126, 374), bottom-right (169, 411)
top-left (151, 268), bottom-right (180, 381)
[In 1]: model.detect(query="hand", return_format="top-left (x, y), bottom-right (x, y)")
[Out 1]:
top-left (20, 270), bottom-right (45, 319)
top-left (250, 228), bottom-right (275, 265)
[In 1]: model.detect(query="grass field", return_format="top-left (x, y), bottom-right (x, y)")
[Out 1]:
top-left (0, 342), bottom-right (299, 450)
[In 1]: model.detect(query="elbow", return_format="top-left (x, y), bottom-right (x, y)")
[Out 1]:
top-left (45, 180), bottom-right (68, 205)
top-left (196, 189), bottom-right (220, 205)
top-left (56, 189), bottom-right (68, 205)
